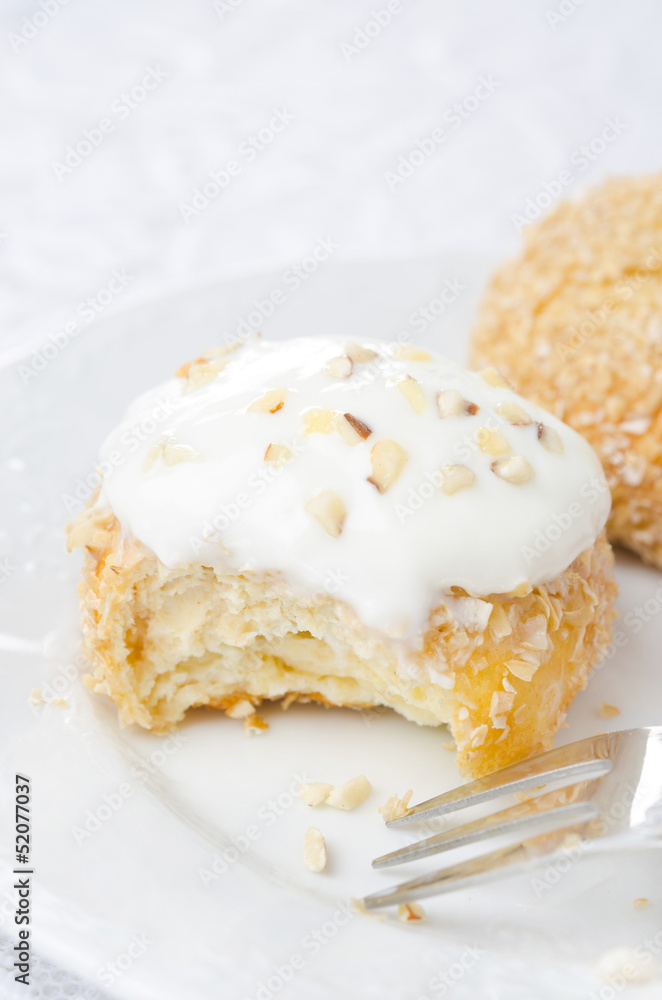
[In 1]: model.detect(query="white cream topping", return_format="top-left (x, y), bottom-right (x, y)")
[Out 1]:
top-left (97, 336), bottom-right (610, 639)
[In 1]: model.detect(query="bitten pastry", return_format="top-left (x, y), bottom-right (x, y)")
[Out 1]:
top-left (67, 336), bottom-right (616, 776)
top-left (472, 173), bottom-right (662, 568)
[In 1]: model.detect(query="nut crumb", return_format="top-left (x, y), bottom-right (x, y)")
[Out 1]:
top-left (491, 455), bottom-right (534, 485)
top-left (326, 355), bottom-right (353, 379)
top-left (305, 491), bottom-right (346, 537)
top-left (397, 902), bottom-right (426, 922)
top-left (303, 827), bottom-right (327, 873)
top-left (368, 439), bottom-right (408, 493)
top-left (248, 388), bottom-right (288, 414)
top-left (345, 342), bottom-right (377, 364)
top-left (264, 443), bottom-right (294, 466)
top-left (298, 782), bottom-right (333, 806)
top-left (440, 464), bottom-right (475, 495)
top-left (326, 775), bottom-right (372, 810)
top-left (393, 346), bottom-right (432, 361)
top-left (633, 898), bottom-right (649, 910)
top-left (396, 375), bottom-right (427, 413)
top-left (350, 898), bottom-right (388, 921)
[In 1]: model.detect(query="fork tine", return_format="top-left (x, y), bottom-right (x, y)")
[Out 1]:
top-left (373, 797), bottom-right (598, 868)
top-left (363, 828), bottom-right (588, 909)
top-left (387, 749), bottom-right (612, 828)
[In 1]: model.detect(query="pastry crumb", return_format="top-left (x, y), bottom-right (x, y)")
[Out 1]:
top-left (599, 701), bottom-right (620, 718)
top-left (243, 714), bottom-right (269, 735)
top-left (379, 790), bottom-right (413, 823)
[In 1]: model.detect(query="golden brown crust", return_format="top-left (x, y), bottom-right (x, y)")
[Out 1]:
top-left (67, 498), bottom-right (616, 777)
top-left (471, 172), bottom-right (662, 567)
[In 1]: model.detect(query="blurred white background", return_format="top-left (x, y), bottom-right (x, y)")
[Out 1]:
top-left (2, 0), bottom-right (661, 363)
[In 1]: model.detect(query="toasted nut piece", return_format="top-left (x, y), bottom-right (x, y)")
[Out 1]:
top-left (491, 455), bottom-right (535, 484)
top-left (175, 343), bottom-right (241, 377)
top-left (305, 491), bottom-right (346, 537)
top-left (506, 659), bottom-right (539, 682)
top-left (393, 345), bottom-right (432, 361)
top-left (179, 358), bottom-right (230, 392)
top-left (334, 413), bottom-right (365, 446)
top-left (264, 443), bottom-right (294, 466)
top-left (326, 355), bottom-right (353, 379)
top-left (298, 782), bottom-right (333, 806)
top-left (303, 827), bottom-right (327, 873)
top-left (440, 464), bottom-right (475, 495)
top-left (437, 389), bottom-right (463, 417)
top-left (497, 401), bottom-right (532, 425)
top-left (538, 423), bottom-right (564, 454)
top-left (144, 436), bottom-right (200, 471)
top-left (599, 701), bottom-right (620, 718)
top-left (479, 366), bottom-right (511, 389)
top-left (303, 408), bottom-right (337, 434)
top-left (378, 790), bottom-right (413, 823)
top-left (470, 723), bottom-right (488, 748)
top-left (488, 602), bottom-right (512, 639)
top-left (436, 389), bottom-right (479, 418)
top-left (326, 775), bottom-right (372, 810)
top-left (396, 375), bottom-right (427, 414)
top-left (345, 341), bottom-right (378, 364)
top-left (397, 902), bottom-right (426, 922)
top-left (368, 440), bottom-right (408, 493)
top-left (248, 388), bottom-right (288, 414)
top-left (477, 427), bottom-right (511, 456)
top-left (343, 413), bottom-right (372, 439)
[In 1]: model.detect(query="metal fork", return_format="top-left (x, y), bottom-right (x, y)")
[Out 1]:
top-left (362, 727), bottom-right (662, 910)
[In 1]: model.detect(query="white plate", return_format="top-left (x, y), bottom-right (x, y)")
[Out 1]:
top-left (1, 255), bottom-right (662, 1000)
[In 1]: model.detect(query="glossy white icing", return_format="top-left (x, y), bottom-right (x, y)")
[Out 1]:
top-left (97, 336), bottom-right (610, 637)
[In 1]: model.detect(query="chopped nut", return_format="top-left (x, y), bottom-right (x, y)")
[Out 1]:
top-left (143, 436), bottom-right (200, 472)
top-left (436, 390), bottom-right (479, 418)
top-left (633, 898), bottom-right (649, 909)
top-left (491, 455), bottom-right (534, 484)
top-left (394, 346), bottom-right (432, 361)
top-left (343, 413), bottom-right (372, 439)
top-left (378, 790), bottom-right (413, 823)
top-left (298, 782), bottom-right (333, 806)
top-left (303, 408), bottom-right (336, 434)
top-left (479, 366), bottom-right (511, 389)
top-left (599, 701), bottom-right (620, 718)
top-left (28, 687), bottom-right (45, 707)
top-left (248, 388), bottom-right (288, 414)
top-left (303, 827), bottom-right (327, 873)
top-left (244, 714), bottom-right (269, 735)
top-left (181, 358), bottom-right (230, 392)
top-left (326, 774), bottom-right (372, 810)
top-left (538, 423), bottom-right (564, 454)
top-left (345, 341), bottom-right (378, 364)
top-left (326, 355), bottom-right (353, 379)
top-left (506, 659), bottom-right (539, 682)
top-left (305, 491), bottom-right (346, 538)
top-left (335, 412), bottom-right (371, 445)
top-left (440, 464), bottom-right (475, 495)
top-left (436, 389), bottom-right (463, 418)
top-left (397, 902), bottom-right (426, 922)
top-left (264, 443), bottom-right (294, 466)
top-left (396, 375), bottom-right (427, 413)
top-left (368, 440), bottom-right (408, 493)
top-left (496, 401), bottom-right (532, 425)
top-left (477, 426), bottom-right (511, 456)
